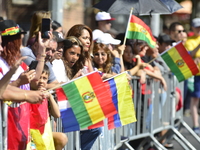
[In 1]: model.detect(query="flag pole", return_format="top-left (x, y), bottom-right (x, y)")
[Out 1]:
top-left (46, 71), bottom-right (99, 92)
top-left (147, 41), bottom-right (182, 64)
top-left (147, 56), bottom-right (157, 64)
top-left (123, 7), bottom-right (133, 45)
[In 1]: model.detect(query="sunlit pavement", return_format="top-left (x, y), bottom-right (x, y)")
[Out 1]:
top-left (171, 116), bottom-right (200, 150)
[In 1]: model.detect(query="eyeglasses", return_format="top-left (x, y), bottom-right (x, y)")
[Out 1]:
top-left (176, 30), bottom-right (186, 33)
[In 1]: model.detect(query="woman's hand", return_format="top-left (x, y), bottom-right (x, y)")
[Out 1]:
top-left (72, 70), bottom-right (82, 79)
top-left (160, 77), bottom-right (167, 91)
top-left (117, 45), bottom-right (125, 55)
top-left (10, 70), bottom-right (36, 87)
top-left (37, 31), bottom-right (53, 56)
top-left (24, 90), bottom-right (46, 104)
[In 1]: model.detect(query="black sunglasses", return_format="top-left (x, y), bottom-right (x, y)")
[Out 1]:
top-left (177, 30), bottom-right (186, 33)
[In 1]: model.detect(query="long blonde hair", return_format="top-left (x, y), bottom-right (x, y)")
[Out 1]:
top-left (28, 11), bottom-right (51, 40)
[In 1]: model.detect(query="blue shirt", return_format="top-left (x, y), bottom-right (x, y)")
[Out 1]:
top-left (20, 46), bottom-right (56, 83)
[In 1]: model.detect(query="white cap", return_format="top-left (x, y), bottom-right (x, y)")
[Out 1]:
top-left (95, 12), bottom-right (115, 21)
top-left (92, 29), bottom-right (104, 41)
top-left (96, 33), bottom-right (121, 45)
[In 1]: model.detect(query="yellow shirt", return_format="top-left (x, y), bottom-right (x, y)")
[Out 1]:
top-left (185, 35), bottom-right (200, 58)
top-left (185, 35), bottom-right (200, 75)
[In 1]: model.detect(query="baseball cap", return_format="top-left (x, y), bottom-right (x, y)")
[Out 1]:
top-left (0, 20), bottom-right (26, 36)
top-left (92, 29), bottom-right (104, 41)
top-left (52, 31), bottom-right (64, 42)
top-left (192, 18), bottom-right (200, 27)
top-left (95, 12), bottom-right (115, 21)
top-left (96, 33), bottom-right (121, 45)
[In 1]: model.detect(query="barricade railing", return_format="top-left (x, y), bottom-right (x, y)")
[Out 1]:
top-left (0, 102), bottom-right (3, 150)
top-left (1, 71), bottom-right (200, 150)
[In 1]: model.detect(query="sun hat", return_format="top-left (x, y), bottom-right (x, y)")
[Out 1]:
top-left (95, 12), bottom-right (115, 21)
top-left (53, 31), bottom-right (64, 42)
top-left (0, 20), bottom-right (26, 36)
top-left (96, 33), bottom-right (121, 45)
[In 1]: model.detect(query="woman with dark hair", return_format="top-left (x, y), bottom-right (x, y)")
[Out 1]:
top-left (62, 36), bottom-right (101, 150)
top-left (52, 20), bottom-right (63, 33)
top-left (66, 24), bottom-right (94, 72)
top-left (62, 36), bottom-right (85, 80)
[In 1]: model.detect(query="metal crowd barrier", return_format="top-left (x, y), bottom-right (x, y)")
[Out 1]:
top-left (1, 71), bottom-right (200, 150)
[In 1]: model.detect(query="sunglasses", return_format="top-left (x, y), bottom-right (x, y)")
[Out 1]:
top-left (105, 21), bottom-right (111, 24)
top-left (176, 30), bottom-right (186, 33)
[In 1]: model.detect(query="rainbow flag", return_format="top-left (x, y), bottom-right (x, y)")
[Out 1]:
top-left (57, 71), bottom-right (117, 131)
top-left (126, 15), bottom-right (156, 48)
top-left (104, 72), bottom-right (137, 130)
top-left (160, 42), bottom-right (199, 82)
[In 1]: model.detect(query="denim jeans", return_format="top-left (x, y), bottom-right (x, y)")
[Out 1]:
top-left (80, 128), bottom-right (102, 150)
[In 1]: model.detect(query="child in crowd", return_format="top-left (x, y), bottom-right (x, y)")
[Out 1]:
top-left (30, 64), bottom-right (68, 150)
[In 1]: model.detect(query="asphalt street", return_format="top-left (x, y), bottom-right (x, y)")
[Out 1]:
top-left (171, 116), bottom-right (200, 150)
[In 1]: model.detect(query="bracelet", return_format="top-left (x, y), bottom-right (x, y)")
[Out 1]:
top-left (40, 54), bottom-right (46, 57)
top-left (24, 92), bottom-right (28, 101)
top-left (37, 58), bottom-right (45, 62)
